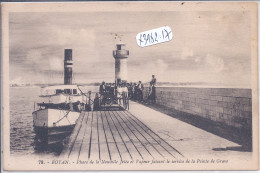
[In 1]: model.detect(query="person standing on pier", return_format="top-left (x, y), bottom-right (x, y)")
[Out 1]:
top-left (147, 82), bottom-right (153, 104)
top-left (99, 81), bottom-right (106, 104)
top-left (99, 81), bottom-right (106, 94)
top-left (117, 82), bottom-right (123, 105)
top-left (122, 82), bottom-right (128, 98)
top-left (93, 93), bottom-right (100, 111)
top-left (132, 83), bottom-right (137, 100)
top-left (137, 81), bottom-right (144, 102)
top-left (128, 82), bottom-right (133, 99)
top-left (150, 75), bottom-right (157, 104)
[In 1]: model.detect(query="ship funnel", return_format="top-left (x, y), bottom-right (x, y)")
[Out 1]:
top-left (64, 49), bottom-right (73, 85)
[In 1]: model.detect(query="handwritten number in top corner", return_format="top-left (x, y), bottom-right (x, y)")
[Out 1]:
top-left (143, 34), bottom-right (147, 45)
top-left (147, 34), bottom-right (151, 44)
top-left (150, 33), bottom-right (154, 43)
top-left (138, 34), bottom-right (144, 46)
top-left (164, 29), bottom-right (172, 40)
top-left (138, 27), bottom-right (171, 47)
top-left (155, 32), bottom-right (158, 42)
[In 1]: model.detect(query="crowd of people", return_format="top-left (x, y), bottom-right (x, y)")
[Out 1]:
top-left (98, 75), bottom-right (157, 105)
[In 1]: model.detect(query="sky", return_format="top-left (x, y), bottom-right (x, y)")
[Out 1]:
top-left (9, 11), bottom-right (252, 87)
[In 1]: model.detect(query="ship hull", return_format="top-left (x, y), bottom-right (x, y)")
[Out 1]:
top-left (32, 108), bottom-right (80, 144)
top-left (33, 108), bottom-right (80, 127)
top-left (34, 125), bottom-right (75, 145)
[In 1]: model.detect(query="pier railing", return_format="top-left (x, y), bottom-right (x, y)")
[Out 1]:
top-left (79, 90), bottom-right (129, 111)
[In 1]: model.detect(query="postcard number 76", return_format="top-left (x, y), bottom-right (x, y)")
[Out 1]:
top-left (136, 26), bottom-right (173, 47)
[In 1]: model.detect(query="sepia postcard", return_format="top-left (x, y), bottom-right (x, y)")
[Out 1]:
top-left (1, 2), bottom-right (259, 171)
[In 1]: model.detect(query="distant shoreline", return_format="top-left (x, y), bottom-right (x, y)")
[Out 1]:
top-left (9, 82), bottom-right (251, 89)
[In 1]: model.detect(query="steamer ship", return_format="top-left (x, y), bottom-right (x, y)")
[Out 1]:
top-left (32, 49), bottom-right (85, 144)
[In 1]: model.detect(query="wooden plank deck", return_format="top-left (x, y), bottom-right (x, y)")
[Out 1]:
top-left (60, 110), bottom-right (184, 160)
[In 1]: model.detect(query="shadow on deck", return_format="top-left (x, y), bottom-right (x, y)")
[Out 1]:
top-left (136, 101), bottom-right (252, 152)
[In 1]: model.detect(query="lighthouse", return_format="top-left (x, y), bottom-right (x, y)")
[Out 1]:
top-left (64, 49), bottom-right (73, 85)
top-left (113, 44), bottom-right (129, 85)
